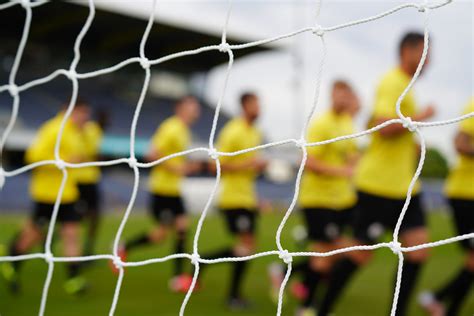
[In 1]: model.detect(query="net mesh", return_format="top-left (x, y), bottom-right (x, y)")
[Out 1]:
top-left (0, 0), bottom-right (473, 315)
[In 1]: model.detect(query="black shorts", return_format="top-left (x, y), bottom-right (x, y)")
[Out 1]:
top-left (449, 198), bottom-right (474, 250)
top-left (353, 191), bottom-right (425, 243)
top-left (78, 183), bottom-right (100, 216)
top-left (302, 207), bottom-right (354, 242)
top-left (221, 208), bottom-right (257, 235)
top-left (32, 202), bottom-right (81, 227)
top-left (150, 194), bottom-right (185, 225)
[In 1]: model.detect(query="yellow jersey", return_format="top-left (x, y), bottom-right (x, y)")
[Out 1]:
top-left (148, 116), bottom-right (190, 197)
top-left (25, 114), bottom-right (83, 204)
top-left (356, 67), bottom-right (420, 199)
top-left (75, 121), bottom-right (103, 184)
top-left (445, 99), bottom-right (474, 200)
top-left (217, 118), bottom-right (262, 210)
top-left (299, 110), bottom-right (358, 210)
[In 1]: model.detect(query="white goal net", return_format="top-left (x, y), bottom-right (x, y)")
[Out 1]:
top-left (0, 0), bottom-right (472, 315)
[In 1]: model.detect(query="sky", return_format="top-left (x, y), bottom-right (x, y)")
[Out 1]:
top-left (85, 0), bottom-right (473, 160)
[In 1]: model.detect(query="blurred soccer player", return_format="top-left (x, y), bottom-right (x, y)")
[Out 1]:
top-left (76, 109), bottom-right (106, 257)
top-left (290, 81), bottom-right (360, 316)
top-left (269, 84), bottom-right (361, 307)
top-left (118, 96), bottom-right (201, 290)
top-left (318, 32), bottom-right (436, 316)
top-left (419, 97), bottom-right (474, 316)
top-left (201, 92), bottom-right (266, 310)
top-left (1, 101), bottom-right (90, 295)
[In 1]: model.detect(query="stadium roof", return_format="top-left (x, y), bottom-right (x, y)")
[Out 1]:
top-left (1, 1), bottom-right (274, 75)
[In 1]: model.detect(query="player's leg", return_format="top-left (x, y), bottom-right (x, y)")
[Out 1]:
top-left (168, 208), bottom-right (194, 294)
top-left (396, 195), bottom-right (430, 316)
top-left (421, 199), bottom-right (474, 316)
top-left (440, 251), bottom-right (474, 316)
top-left (123, 194), bottom-right (172, 253)
top-left (61, 222), bottom-right (86, 294)
top-left (228, 229), bottom-right (256, 309)
top-left (9, 221), bottom-right (43, 256)
top-left (3, 221), bottom-right (42, 292)
top-left (228, 210), bottom-right (257, 308)
top-left (440, 199), bottom-right (474, 316)
top-left (172, 197), bottom-right (188, 277)
top-left (268, 258), bottom-right (309, 303)
top-left (200, 210), bottom-right (247, 263)
top-left (297, 209), bottom-right (338, 314)
top-left (174, 216), bottom-right (188, 273)
top-left (59, 203), bottom-right (88, 295)
top-left (80, 184), bottom-right (101, 256)
top-left (318, 192), bottom-right (380, 316)
top-left (2, 203), bottom-right (47, 293)
top-left (277, 210), bottom-right (320, 302)
top-left (300, 242), bottom-right (335, 310)
top-left (317, 240), bottom-right (371, 316)
top-left (201, 209), bottom-right (257, 308)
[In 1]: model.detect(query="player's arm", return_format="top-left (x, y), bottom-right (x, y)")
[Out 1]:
top-left (25, 125), bottom-right (66, 163)
top-left (219, 157), bottom-right (267, 172)
top-left (208, 154), bottom-right (267, 173)
top-left (305, 156), bottom-right (353, 178)
top-left (145, 126), bottom-right (183, 174)
top-left (146, 126), bottom-right (201, 176)
top-left (372, 81), bottom-right (435, 137)
top-left (347, 150), bottom-right (360, 168)
top-left (303, 119), bottom-right (354, 177)
top-left (214, 127), bottom-right (267, 173)
top-left (376, 105), bottom-right (435, 137)
top-left (145, 145), bottom-right (200, 175)
top-left (26, 125), bottom-right (83, 164)
top-left (454, 131), bottom-right (474, 157)
top-left (85, 122), bottom-right (103, 156)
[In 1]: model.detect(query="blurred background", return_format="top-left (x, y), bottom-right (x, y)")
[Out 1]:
top-left (0, 0), bottom-right (472, 315)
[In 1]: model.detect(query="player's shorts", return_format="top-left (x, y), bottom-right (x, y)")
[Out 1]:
top-left (32, 202), bottom-right (81, 227)
top-left (78, 183), bottom-right (100, 215)
top-left (353, 191), bottom-right (425, 243)
top-left (302, 207), bottom-right (354, 242)
top-left (449, 198), bottom-right (474, 250)
top-left (221, 208), bottom-right (257, 235)
top-left (149, 194), bottom-right (185, 225)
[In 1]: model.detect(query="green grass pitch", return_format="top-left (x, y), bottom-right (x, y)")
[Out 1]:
top-left (0, 211), bottom-right (472, 315)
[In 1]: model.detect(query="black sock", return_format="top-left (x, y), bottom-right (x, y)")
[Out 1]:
top-left (393, 261), bottom-right (421, 316)
top-left (436, 267), bottom-right (472, 300)
top-left (292, 259), bottom-right (309, 276)
top-left (125, 234), bottom-right (151, 251)
top-left (67, 262), bottom-right (81, 279)
top-left (319, 258), bottom-right (358, 316)
top-left (83, 213), bottom-right (99, 256)
top-left (229, 261), bottom-right (248, 300)
top-left (436, 268), bottom-right (474, 316)
top-left (302, 268), bottom-right (322, 308)
top-left (9, 235), bottom-right (23, 271)
top-left (174, 231), bottom-right (187, 276)
top-left (200, 248), bottom-right (234, 275)
top-left (203, 248), bottom-right (234, 260)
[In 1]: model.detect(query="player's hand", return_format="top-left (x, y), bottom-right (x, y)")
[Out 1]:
top-left (185, 161), bottom-right (203, 175)
top-left (252, 158), bottom-right (268, 172)
top-left (68, 156), bottom-right (83, 164)
top-left (258, 199), bottom-right (273, 214)
top-left (418, 104), bottom-right (436, 121)
top-left (145, 148), bottom-right (160, 163)
top-left (339, 165), bottom-right (354, 178)
top-left (349, 93), bottom-right (361, 116)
